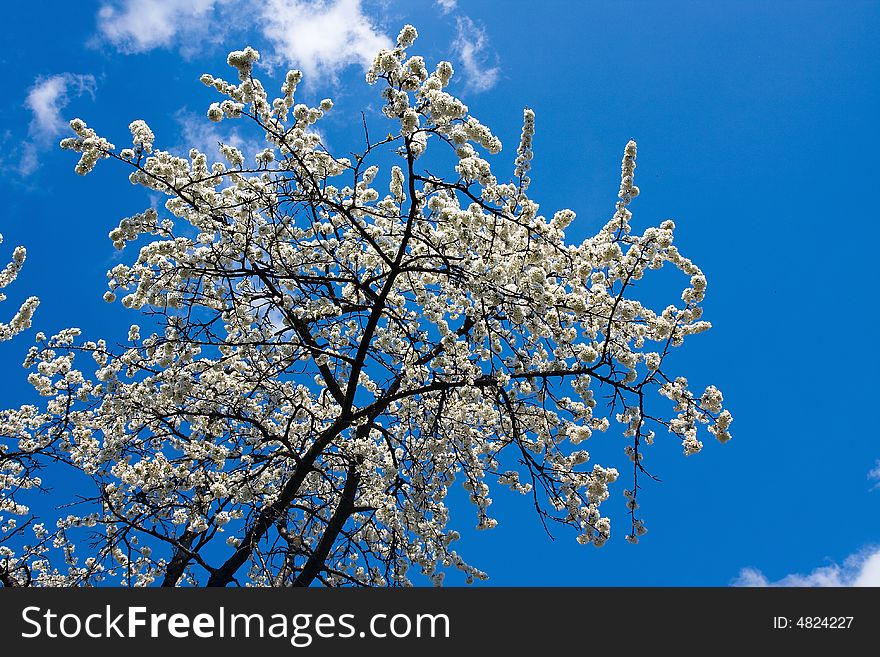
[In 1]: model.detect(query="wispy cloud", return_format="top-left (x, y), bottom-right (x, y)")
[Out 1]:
top-left (436, 0), bottom-right (456, 14)
top-left (96, 0), bottom-right (229, 54)
top-left (735, 547), bottom-right (880, 587)
top-left (21, 74), bottom-right (97, 175)
top-left (869, 460), bottom-right (880, 489)
top-left (452, 16), bottom-right (499, 93)
top-left (27, 75), bottom-right (96, 137)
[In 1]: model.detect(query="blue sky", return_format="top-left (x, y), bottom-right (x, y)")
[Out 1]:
top-left (1, 0), bottom-right (879, 586)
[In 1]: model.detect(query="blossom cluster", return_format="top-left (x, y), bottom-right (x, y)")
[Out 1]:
top-left (0, 234), bottom-right (39, 343)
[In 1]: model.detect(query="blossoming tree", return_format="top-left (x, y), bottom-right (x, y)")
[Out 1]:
top-left (0, 26), bottom-right (731, 587)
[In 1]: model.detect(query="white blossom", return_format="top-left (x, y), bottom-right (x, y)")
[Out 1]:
top-left (0, 234), bottom-right (39, 342)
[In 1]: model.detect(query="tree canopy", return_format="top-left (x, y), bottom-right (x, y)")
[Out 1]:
top-left (0, 25), bottom-right (730, 587)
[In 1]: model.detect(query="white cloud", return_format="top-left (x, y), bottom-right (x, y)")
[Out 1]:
top-left (258, 0), bottom-right (391, 80)
top-left (869, 460), bottom-right (880, 488)
top-left (96, 0), bottom-right (391, 81)
top-left (97, 0), bottom-right (227, 53)
top-left (436, 0), bottom-right (456, 14)
top-left (27, 74), bottom-right (96, 138)
top-left (451, 16), bottom-right (499, 93)
top-left (19, 144), bottom-right (39, 176)
top-left (21, 74), bottom-right (97, 175)
top-left (735, 547), bottom-right (880, 587)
